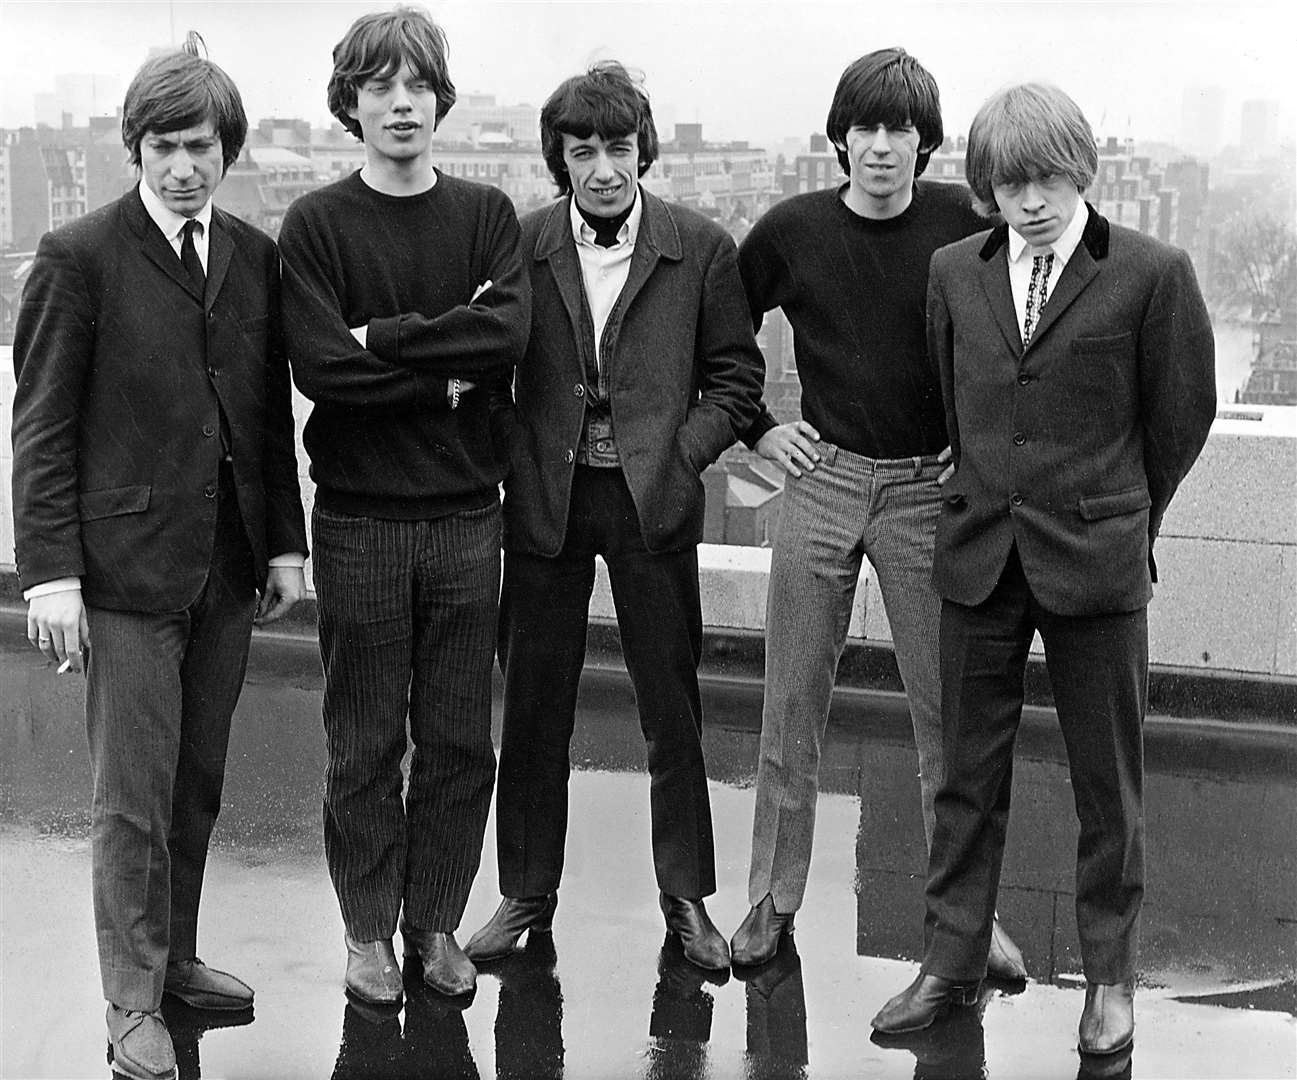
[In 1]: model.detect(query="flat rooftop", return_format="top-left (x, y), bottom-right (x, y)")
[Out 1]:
top-left (2, 615), bottom-right (1294, 1080)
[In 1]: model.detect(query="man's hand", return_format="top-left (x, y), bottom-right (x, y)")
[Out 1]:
top-left (756, 421), bottom-right (822, 478)
top-left (254, 565), bottom-right (306, 626)
top-left (936, 445), bottom-right (955, 486)
top-left (28, 591), bottom-right (89, 673)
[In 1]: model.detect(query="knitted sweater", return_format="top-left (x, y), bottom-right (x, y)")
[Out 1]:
top-left (279, 170), bottom-right (529, 518)
top-left (739, 180), bottom-right (986, 458)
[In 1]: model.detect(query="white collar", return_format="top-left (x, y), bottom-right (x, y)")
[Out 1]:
top-left (138, 178), bottom-right (213, 242)
top-left (568, 187), bottom-right (643, 249)
top-left (1007, 194), bottom-right (1087, 265)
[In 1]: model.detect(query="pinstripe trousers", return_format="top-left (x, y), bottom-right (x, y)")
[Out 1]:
top-left (312, 501), bottom-right (500, 939)
top-left (747, 446), bottom-right (946, 912)
top-left (85, 465), bottom-right (256, 1010)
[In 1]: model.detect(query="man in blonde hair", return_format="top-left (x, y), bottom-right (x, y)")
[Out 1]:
top-left (871, 82), bottom-right (1214, 1057)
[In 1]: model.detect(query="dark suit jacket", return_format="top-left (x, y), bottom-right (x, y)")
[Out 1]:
top-left (495, 191), bottom-right (764, 556)
top-left (11, 187), bottom-right (306, 611)
top-left (928, 205), bottom-right (1215, 617)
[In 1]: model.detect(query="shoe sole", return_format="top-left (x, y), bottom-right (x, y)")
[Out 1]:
top-left (161, 985), bottom-right (254, 1012)
top-left (107, 1043), bottom-right (177, 1080)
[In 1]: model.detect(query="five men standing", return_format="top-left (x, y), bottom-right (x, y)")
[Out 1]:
top-left (9, 10), bottom-right (1218, 1070)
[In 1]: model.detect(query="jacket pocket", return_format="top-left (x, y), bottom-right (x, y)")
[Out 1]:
top-left (1077, 485), bottom-right (1150, 521)
top-left (79, 484), bottom-right (151, 521)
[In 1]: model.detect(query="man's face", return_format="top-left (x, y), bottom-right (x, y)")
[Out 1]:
top-left (139, 120), bottom-right (224, 218)
top-left (992, 174), bottom-right (1081, 247)
top-left (839, 122), bottom-right (921, 215)
top-left (561, 131), bottom-right (639, 218)
top-left (349, 60), bottom-right (438, 163)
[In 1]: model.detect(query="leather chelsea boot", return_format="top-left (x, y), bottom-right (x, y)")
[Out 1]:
top-left (1078, 980), bottom-right (1135, 1055)
top-left (730, 893), bottom-right (795, 967)
top-left (871, 971), bottom-right (983, 1034)
top-left (464, 893), bottom-right (558, 962)
top-left (659, 893), bottom-right (730, 970)
top-left (402, 925), bottom-right (477, 997)
top-left (986, 917), bottom-right (1028, 982)
top-left (344, 934), bottom-right (403, 1006)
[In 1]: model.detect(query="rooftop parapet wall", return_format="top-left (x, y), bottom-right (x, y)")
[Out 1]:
top-left (2, 353), bottom-right (1294, 682)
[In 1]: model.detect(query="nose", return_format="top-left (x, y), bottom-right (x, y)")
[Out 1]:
top-left (591, 151), bottom-right (616, 180)
top-left (170, 151), bottom-right (194, 180)
top-left (390, 81), bottom-right (413, 111)
top-left (1021, 182), bottom-right (1046, 210)
top-left (868, 125), bottom-right (891, 153)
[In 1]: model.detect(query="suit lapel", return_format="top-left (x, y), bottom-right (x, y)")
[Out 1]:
top-left (120, 187), bottom-right (204, 303)
top-left (975, 226), bottom-right (1024, 356)
top-left (534, 199), bottom-right (588, 342)
top-left (205, 209), bottom-right (235, 312)
top-left (1023, 205), bottom-right (1107, 352)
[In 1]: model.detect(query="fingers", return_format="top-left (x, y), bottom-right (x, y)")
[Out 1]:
top-left (28, 594), bottom-right (86, 671)
top-left (253, 593), bottom-right (293, 626)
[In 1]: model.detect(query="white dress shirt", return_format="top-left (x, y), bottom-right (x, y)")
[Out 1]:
top-left (569, 189), bottom-right (643, 372)
top-left (1006, 195), bottom-right (1088, 343)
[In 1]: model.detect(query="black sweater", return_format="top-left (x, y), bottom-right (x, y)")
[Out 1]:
top-left (739, 180), bottom-right (985, 458)
top-left (279, 170), bottom-right (529, 518)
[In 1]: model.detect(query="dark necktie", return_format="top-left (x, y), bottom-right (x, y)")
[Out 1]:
top-left (180, 219), bottom-right (206, 296)
top-left (1022, 251), bottom-right (1054, 345)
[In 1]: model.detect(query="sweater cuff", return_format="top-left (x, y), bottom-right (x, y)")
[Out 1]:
top-left (740, 408), bottom-right (778, 450)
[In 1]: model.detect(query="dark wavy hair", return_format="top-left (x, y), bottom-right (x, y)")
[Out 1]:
top-left (965, 82), bottom-right (1098, 216)
top-left (825, 48), bottom-right (944, 179)
top-left (539, 62), bottom-right (659, 195)
top-left (121, 32), bottom-right (247, 173)
top-left (327, 6), bottom-right (456, 139)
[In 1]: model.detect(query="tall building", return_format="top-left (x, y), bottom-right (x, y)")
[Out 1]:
top-left (1180, 84), bottom-right (1226, 157)
top-left (1240, 99), bottom-right (1281, 160)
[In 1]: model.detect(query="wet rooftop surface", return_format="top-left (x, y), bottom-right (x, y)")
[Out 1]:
top-left (2, 615), bottom-right (1294, 1080)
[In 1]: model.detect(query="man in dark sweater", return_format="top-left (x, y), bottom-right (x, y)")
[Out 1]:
top-left (278, 8), bottom-right (528, 1004)
top-left (729, 48), bottom-right (1025, 977)
top-left (464, 63), bottom-right (764, 971)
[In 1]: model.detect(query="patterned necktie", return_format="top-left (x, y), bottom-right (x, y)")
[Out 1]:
top-left (1022, 251), bottom-right (1054, 345)
top-left (180, 219), bottom-right (206, 295)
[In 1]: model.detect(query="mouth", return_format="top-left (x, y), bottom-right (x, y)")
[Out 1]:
top-left (386, 121), bottom-right (421, 134)
top-left (589, 184), bottom-right (624, 198)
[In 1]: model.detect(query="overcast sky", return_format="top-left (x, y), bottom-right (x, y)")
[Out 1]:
top-left (1, 0), bottom-right (1292, 150)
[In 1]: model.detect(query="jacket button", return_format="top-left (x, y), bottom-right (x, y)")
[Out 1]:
top-left (1010, 492), bottom-right (1023, 507)
top-left (202, 424), bottom-right (215, 438)
top-left (1013, 432), bottom-right (1026, 445)
top-left (204, 485), bottom-right (217, 499)
top-left (564, 449), bottom-right (575, 463)
top-left (207, 312), bottom-right (215, 321)
top-left (1017, 372), bottom-right (1031, 385)
top-left (574, 383), bottom-right (585, 398)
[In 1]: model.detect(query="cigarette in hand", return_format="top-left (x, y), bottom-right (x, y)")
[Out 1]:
top-left (57, 658), bottom-right (73, 674)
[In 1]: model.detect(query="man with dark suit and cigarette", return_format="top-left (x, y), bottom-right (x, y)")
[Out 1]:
top-left (11, 38), bottom-right (306, 1080)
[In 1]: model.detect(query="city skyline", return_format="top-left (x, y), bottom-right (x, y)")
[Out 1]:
top-left (2, 1), bottom-right (1294, 151)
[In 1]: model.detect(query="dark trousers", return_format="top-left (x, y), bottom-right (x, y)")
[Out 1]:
top-left (313, 503), bottom-right (500, 939)
top-left (495, 467), bottom-right (716, 899)
top-left (85, 465), bottom-right (256, 1011)
top-left (923, 546), bottom-right (1147, 984)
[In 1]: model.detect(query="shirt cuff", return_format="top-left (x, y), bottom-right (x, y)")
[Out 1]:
top-left (24, 577), bottom-right (81, 601)
top-left (268, 553), bottom-right (307, 568)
